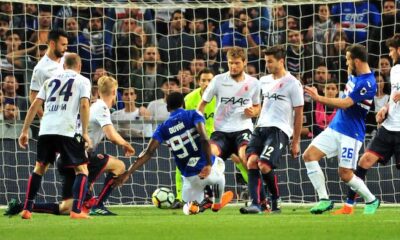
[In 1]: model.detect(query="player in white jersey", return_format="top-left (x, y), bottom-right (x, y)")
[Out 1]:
top-left (18, 54), bottom-right (92, 219)
top-left (198, 47), bottom-right (261, 184)
top-left (303, 44), bottom-right (379, 215)
top-left (334, 34), bottom-right (400, 215)
top-left (240, 45), bottom-right (304, 214)
top-left (29, 29), bottom-right (68, 118)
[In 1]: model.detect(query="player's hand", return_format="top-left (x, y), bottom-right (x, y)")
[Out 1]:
top-left (113, 171), bottom-right (130, 187)
top-left (198, 165), bottom-right (211, 179)
top-left (290, 141), bottom-right (300, 158)
top-left (393, 92), bottom-right (400, 103)
top-left (244, 107), bottom-right (256, 118)
top-left (376, 107), bottom-right (388, 124)
top-left (18, 131), bottom-right (29, 149)
top-left (82, 133), bottom-right (93, 152)
top-left (123, 143), bottom-right (135, 157)
top-left (304, 86), bottom-right (320, 101)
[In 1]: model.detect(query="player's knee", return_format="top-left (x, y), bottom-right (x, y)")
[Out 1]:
top-left (211, 144), bottom-right (221, 157)
top-left (113, 160), bottom-right (126, 175)
top-left (33, 162), bottom-right (48, 175)
top-left (359, 153), bottom-right (378, 169)
top-left (74, 164), bottom-right (88, 176)
top-left (302, 148), bottom-right (314, 162)
top-left (338, 168), bottom-right (353, 183)
top-left (258, 160), bottom-right (272, 173)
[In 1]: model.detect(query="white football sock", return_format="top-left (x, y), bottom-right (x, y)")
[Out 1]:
top-left (305, 161), bottom-right (329, 200)
top-left (346, 175), bottom-right (376, 203)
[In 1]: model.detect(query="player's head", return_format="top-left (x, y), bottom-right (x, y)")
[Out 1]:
top-left (196, 68), bottom-right (214, 92)
top-left (264, 45), bottom-right (286, 75)
top-left (63, 53), bottom-right (82, 72)
top-left (166, 92), bottom-right (184, 112)
top-left (227, 47), bottom-right (247, 79)
top-left (346, 44), bottom-right (368, 75)
top-left (98, 76), bottom-right (118, 105)
top-left (48, 28), bottom-right (68, 58)
top-left (386, 34), bottom-right (400, 63)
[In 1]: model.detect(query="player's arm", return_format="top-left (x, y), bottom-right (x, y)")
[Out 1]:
top-left (197, 100), bottom-right (209, 114)
top-left (29, 90), bottom-right (44, 118)
top-left (195, 121), bottom-right (212, 178)
top-left (113, 139), bottom-right (160, 187)
top-left (376, 103), bottom-right (389, 124)
top-left (103, 124), bottom-right (135, 156)
top-left (291, 105), bottom-right (303, 158)
top-left (304, 86), bottom-right (354, 109)
top-left (80, 97), bottom-right (92, 150)
top-left (19, 98), bottom-right (44, 149)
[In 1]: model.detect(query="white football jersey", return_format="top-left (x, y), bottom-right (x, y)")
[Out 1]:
top-left (257, 72), bottom-right (304, 138)
top-left (30, 54), bottom-right (65, 91)
top-left (89, 99), bottom-right (113, 149)
top-left (382, 64), bottom-right (400, 131)
top-left (202, 72), bottom-right (261, 132)
top-left (37, 69), bottom-right (91, 137)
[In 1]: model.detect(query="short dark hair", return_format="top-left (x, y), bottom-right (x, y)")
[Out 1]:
top-left (196, 68), bottom-right (214, 81)
top-left (346, 44), bottom-right (368, 62)
top-left (64, 53), bottom-right (81, 69)
top-left (166, 92), bottom-right (184, 111)
top-left (48, 29), bottom-right (68, 43)
top-left (386, 34), bottom-right (400, 49)
top-left (171, 10), bottom-right (184, 21)
top-left (263, 45), bottom-right (286, 60)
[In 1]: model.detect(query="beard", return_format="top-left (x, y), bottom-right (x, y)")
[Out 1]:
top-left (230, 70), bottom-right (243, 79)
top-left (54, 49), bottom-right (64, 58)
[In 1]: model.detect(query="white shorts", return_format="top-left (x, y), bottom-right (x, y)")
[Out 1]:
top-left (310, 127), bottom-right (362, 169)
top-left (182, 157), bottom-right (225, 203)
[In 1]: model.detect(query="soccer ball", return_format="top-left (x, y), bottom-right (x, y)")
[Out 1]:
top-left (152, 187), bottom-right (175, 209)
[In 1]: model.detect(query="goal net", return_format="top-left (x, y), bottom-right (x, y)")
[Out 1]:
top-left (1, 0), bottom-right (399, 206)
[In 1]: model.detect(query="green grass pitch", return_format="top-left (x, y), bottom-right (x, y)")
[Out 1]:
top-left (1, 205), bottom-right (399, 240)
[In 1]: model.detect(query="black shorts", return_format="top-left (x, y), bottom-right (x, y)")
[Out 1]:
top-left (366, 126), bottom-right (400, 166)
top-left (57, 153), bottom-right (109, 199)
top-left (246, 127), bottom-right (289, 168)
top-left (37, 134), bottom-right (87, 166)
top-left (210, 129), bottom-right (251, 159)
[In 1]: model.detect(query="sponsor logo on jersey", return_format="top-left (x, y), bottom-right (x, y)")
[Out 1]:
top-left (220, 97), bottom-right (250, 106)
top-left (204, 112), bottom-right (214, 120)
top-left (264, 92), bottom-right (285, 101)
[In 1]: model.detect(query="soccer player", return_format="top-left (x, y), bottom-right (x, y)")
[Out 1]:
top-left (333, 34), bottom-right (400, 215)
top-left (197, 46), bottom-right (261, 186)
top-left (303, 44), bottom-right (379, 214)
top-left (240, 45), bottom-right (304, 214)
top-left (29, 29), bottom-right (68, 118)
top-left (114, 92), bottom-right (233, 213)
top-left (170, 68), bottom-right (216, 209)
top-left (18, 53), bottom-right (92, 219)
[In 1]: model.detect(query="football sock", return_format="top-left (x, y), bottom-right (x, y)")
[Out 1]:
top-left (175, 167), bottom-right (183, 201)
top-left (235, 163), bottom-right (248, 183)
top-left (32, 203), bottom-right (60, 215)
top-left (96, 173), bottom-right (116, 207)
top-left (305, 161), bottom-right (329, 200)
top-left (262, 170), bottom-right (279, 200)
top-left (346, 166), bottom-right (368, 203)
top-left (259, 180), bottom-right (267, 202)
top-left (204, 185), bottom-right (213, 198)
top-left (23, 172), bottom-right (42, 211)
top-left (248, 169), bottom-right (261, 205)
top-left (72, 174), bottom-right (88, 213)
top-left (346, 175), bottom-right (375, 203)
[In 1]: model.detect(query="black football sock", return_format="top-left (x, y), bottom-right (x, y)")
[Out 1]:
top-left (72, 174), bottom-right (88, 213)
top-left (262, 170), bottom-right (279, 200)
top-left (23, 172), bottom-right (42, 211)
top-left (95, 173), bottom-right (116, 207)
top-left (32, 203), bottom-right (60, 215)
top-left (248, 169), bottom-right (261, 206)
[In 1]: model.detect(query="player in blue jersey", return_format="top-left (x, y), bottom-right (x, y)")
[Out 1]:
top-left (114, 92), bottom-right (233, 213)
top-left (303, 44), bottom-right (379, 214)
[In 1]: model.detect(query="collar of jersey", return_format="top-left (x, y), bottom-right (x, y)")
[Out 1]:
top-left (170, 108), bottom-right (185, 117)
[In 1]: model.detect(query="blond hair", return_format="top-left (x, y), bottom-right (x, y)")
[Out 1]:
top-left (97, 76), bottom-right (118, 96)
